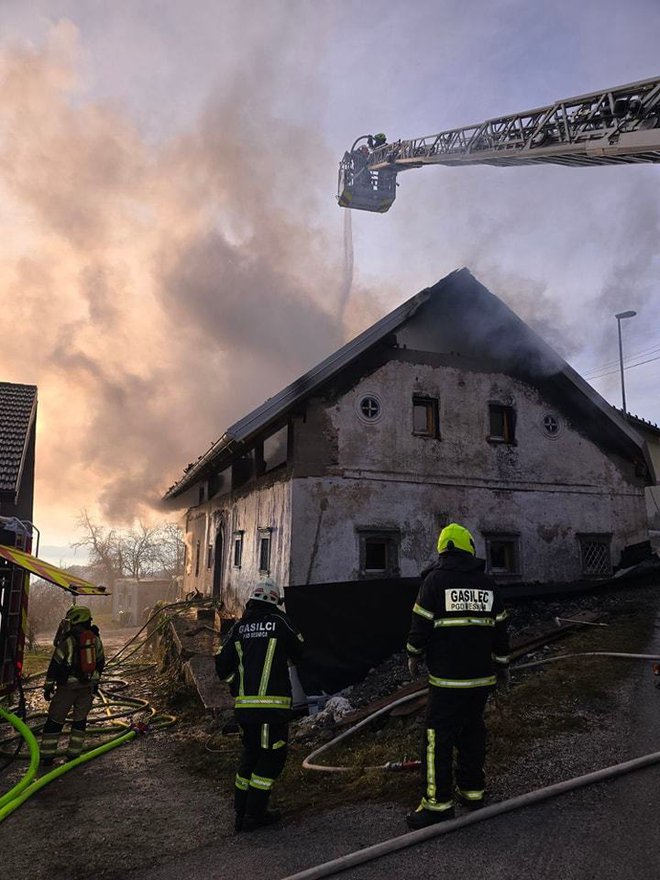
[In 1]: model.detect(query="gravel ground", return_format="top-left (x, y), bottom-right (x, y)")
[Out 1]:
top-left (2, 582), bottom-right (659, 879)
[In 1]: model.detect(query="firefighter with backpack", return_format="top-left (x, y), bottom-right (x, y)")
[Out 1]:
top-left (40, 605), bottom-right (105, 766)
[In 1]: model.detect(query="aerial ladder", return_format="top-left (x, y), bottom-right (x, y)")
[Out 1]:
top-left (338, 76), bottom-right (660, 213)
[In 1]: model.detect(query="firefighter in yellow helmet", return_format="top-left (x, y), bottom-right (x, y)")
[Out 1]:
top-left (405, 523), bottom-right (509, 828)
top-left (40, 605), bottom-right (105, 766)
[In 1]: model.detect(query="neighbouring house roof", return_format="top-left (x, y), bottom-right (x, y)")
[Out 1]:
top-left (623, 412), bottom-right (660, 439)
top-left (164, 268), bottom-right (655, 499)
top-left (0, 382), bottom-right (37, 500)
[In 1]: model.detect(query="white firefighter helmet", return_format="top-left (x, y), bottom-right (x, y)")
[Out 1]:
top-left (249, 577), bottom-right (282, 606)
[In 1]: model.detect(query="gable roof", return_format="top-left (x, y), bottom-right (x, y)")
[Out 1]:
top-left (164, 268), bottom-right (654, 499)
top-left (0, 382), bottom-right (38, 500)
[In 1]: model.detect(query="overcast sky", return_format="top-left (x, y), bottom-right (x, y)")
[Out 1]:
top-left (0, 0), bottom-right (658, 551)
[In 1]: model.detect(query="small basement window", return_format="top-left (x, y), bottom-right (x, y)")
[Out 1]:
top-left (578, 534), bottom-right (612, 578)
top-left (412, 396), bottom-right (439, 438)
top-left (358, 529), bottom-right (400, 578)
top-left (233, 531), bottom-right (244, 568)
top-left (488, 404), bottom-right (516, 444)
top-left (485, 535), bottom-right (520, 576)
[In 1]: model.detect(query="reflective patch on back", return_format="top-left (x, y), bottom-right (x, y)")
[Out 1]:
top-left (444, 588), bottom-right (493, 612)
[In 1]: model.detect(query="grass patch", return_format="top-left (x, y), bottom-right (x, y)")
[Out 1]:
top-left (22, 647), bottom-right (51, 677)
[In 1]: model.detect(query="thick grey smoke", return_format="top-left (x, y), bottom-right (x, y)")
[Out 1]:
top-left (0, 19), bottom-right (379, 534)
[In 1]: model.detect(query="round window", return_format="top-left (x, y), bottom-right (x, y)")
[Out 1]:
top-left (357, 394), bottom-right (383, 423)
top-left (541, 413), bottom-right (561, 438)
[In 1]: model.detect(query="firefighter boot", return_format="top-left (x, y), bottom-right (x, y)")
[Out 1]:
top-left (234, 780), bottom-right (249, 833)
top-left (406, 803), bottom-right (455, 830)
top-left (40, 718), bottom-right (64, 767)
top-left (455, 787), bottom-right (486, 811)
top-left (66, 719), bottom-right (87, 761)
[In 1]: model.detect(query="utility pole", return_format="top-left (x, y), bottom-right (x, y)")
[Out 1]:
top-left (615, 310), bottom-right (637, 413)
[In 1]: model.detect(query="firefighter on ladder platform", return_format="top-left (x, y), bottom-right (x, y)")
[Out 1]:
top-left (40, 605), bottom-right (105, 766)
top-left (405, 523), bottom-right (510, 829)
top-left (215, 578), bottom-right (304, 833)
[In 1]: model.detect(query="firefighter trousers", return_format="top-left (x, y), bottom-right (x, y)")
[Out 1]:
top-left (234, 721), bottom-right (289, 819)
top-left (41, 681), bottom-right (94, 761)
top-left (420, 686), bottom-right (492, 810)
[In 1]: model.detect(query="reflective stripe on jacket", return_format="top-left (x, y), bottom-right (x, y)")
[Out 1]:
top-left (406, 550), bottom-right (509, 688)
top-left (215, 600), bottom-right (304, 722)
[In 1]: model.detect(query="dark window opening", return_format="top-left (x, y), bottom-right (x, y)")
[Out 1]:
top-left (578, 534), bottom-right (612, 577)
top-left (412, 396), bottom-right (440, 438)
top-left (194, 540), bottom-right (201, 578)
top-left (485, 535), bottom-right (520, 576)
top-left (198, 484), bottom-right (206, 505)
top-left (488, 404), bottom-right (516, 444)
top-left (358, 529), bottom-right (400, 578)
top-left (233, 532), bottom-right (244, 568)
top-left (263, 426), bottom-right (288, 473)
top-left (359, 396), bottom-right (381, 420)
top-left (207, 544), bottom-right (213, 570)
top-left (259, 534), bottom-right (271, 573)
top-left (232, 453), bottom-right (255, 491)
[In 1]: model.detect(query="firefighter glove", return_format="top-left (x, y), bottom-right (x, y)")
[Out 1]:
top-left (407, 656), bottom-right (423, 679)
top-left (43, 683), bottom-right (55, 701)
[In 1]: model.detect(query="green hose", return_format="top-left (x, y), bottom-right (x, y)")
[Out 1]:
top-left (0, 727), bottom-right (137, 823)
top-left (0, 706), bottom-right (40, 809)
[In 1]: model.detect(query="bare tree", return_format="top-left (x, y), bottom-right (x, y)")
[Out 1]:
top-left (73, 511), bottom-right (185, 583)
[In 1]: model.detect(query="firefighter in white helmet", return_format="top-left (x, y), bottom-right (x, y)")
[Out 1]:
top-left (405, 523), bottom-right (509, 828)
top-left (41, 605), bottom-right (105, 766)
top-left (215, 577), bottom-right (304, 832)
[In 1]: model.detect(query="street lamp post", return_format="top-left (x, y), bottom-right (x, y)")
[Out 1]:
top-left (615, 310), bottom-right (637, 413)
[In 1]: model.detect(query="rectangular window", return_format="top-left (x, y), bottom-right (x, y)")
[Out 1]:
top-left (485, 534), bottom-right (520, 576)
top-left (412, 396), bottom-right (439, 438)
top-left (488, 404), bottom-right (516, 444)
top-left (194, 540), bottom-right (201, 578)
top-left (207, 544), bottom-right (213, 570)
top-left (357, 529), bottom-right (400, 578)
top-left (198, 484), bottom-right (206, 505)
top-left (258, 530), bottom-right (272, 573)
top-left (233, 532), bottom-right (244, 568)
top-left (263, 426), bottom-right (288, 473)
top-left (578, 534), bottom-right (612, 577)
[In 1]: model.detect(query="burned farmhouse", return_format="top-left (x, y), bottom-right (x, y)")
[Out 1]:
top-left (165, 269), bottom-right (657, 616)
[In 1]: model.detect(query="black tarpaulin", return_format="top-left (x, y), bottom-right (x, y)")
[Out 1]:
top-left (284, 578), bottom-right (420, 694)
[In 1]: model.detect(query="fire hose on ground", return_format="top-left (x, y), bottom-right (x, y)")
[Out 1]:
top-left (285, 650), bottom-right (660, 880)
top-left (0, 598), bottom-right (209, 822)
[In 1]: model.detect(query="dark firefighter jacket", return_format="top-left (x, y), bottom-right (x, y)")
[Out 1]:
top-left (45, 624), bottom-right (105, 686)
top-left (406, 550), bottom-right (509, 688)
top-left (215, 600), bottom-right (304, 723)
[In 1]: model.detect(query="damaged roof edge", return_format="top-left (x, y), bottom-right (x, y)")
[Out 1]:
top-left (162, 274), bottom-right (445, 499)
top-left (163, 267), bottom-right (655, 500)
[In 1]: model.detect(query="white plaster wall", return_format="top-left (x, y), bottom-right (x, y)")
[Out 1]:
top-left (289, 358), bottom-right (647, 585)
top-left (290, 476), bottom-right (646, 585)
top-left (182, 479), bottom-right (293, 615)
top-left (329, 359), bottom-right (640, 490)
